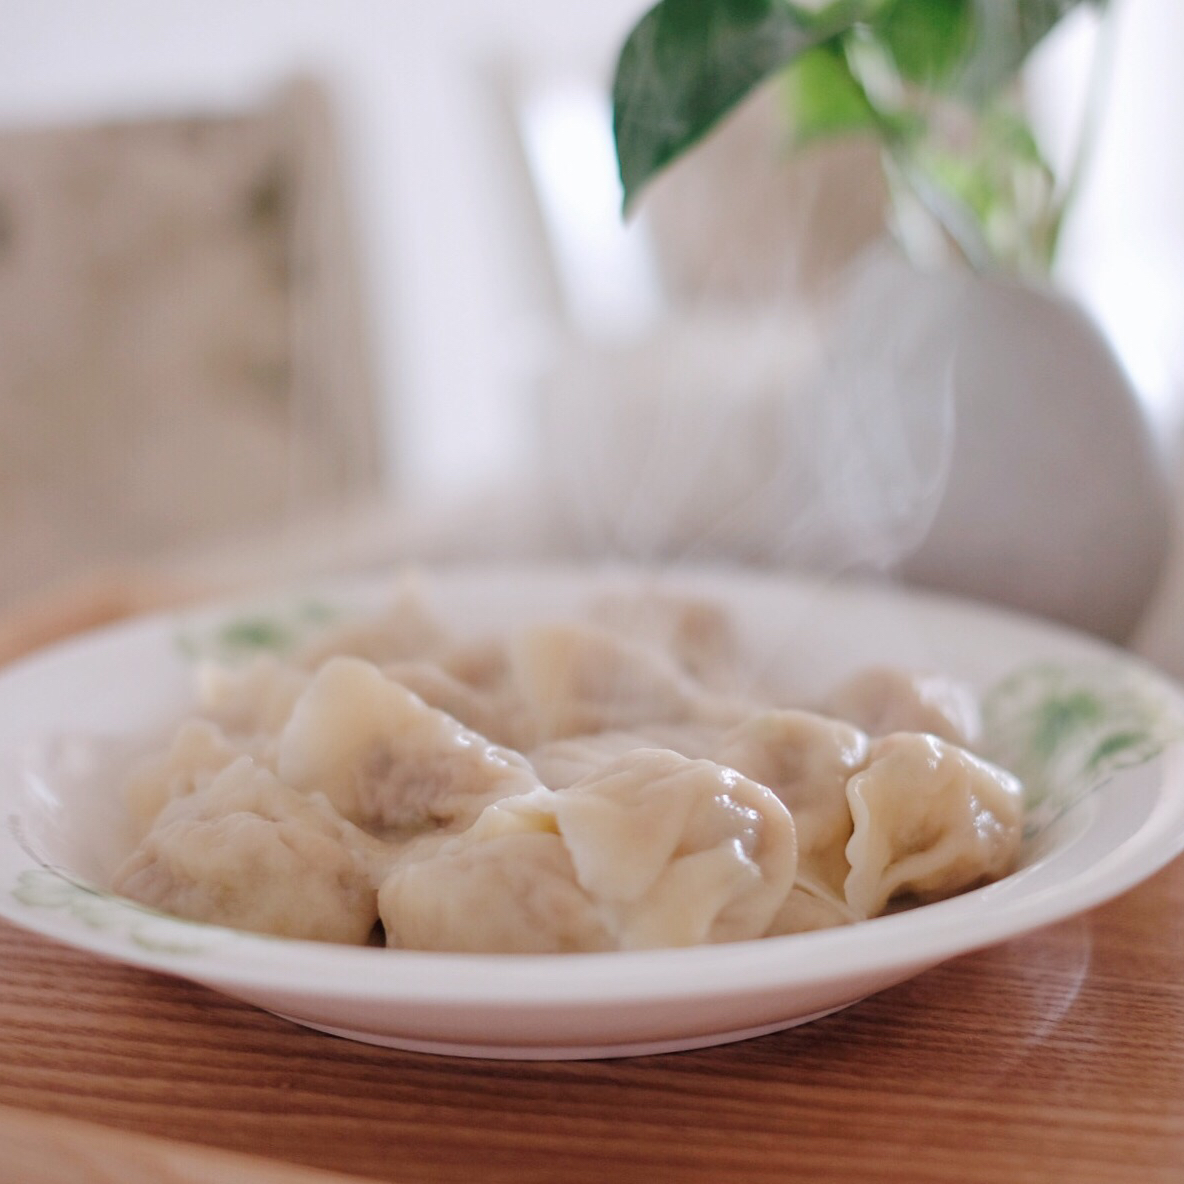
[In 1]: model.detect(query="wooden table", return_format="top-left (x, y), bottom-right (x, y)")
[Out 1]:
top-left (2, 856), bottom-right (1183, 1183)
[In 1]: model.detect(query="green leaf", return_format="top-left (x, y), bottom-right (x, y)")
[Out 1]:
top-left (783, 42), bottom-right (882, 143)
top-left (878, 0), bottom-right (973, 85)
top-left (613, 0), bottom-right (869, 210)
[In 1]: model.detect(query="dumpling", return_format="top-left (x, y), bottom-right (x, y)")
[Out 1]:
top-left (295, 584), bottom-right (448, 670)
top-left (381, 660), bottom-right (523, 749)
top-left (822, 667), bottom-right (982, 749)
top-left (276, 656), bottom-right (541, 832)
top-left (716, 710), bottom-right (869, 897)
top-left (587, 592), bottom-right (744, 691)
top-left (380, 828), bottom-right (613, 954)
top-left (528, 722), bottom-right (726, 789)
top-left (553, 750), bottom-right (798, 948)
top-left (112, 757), bottom-right (379, 943)
top-left (843, 733), bottom-right (1024, 918)
top-left (379, 749), bottom-right (798, 953)
top-left (124, 718), bottom-right (247, 834)
top-left (509, 622), bottom-right (736, 745)
top-left (527, 731), bottom-right (650, 791)
top-left (765, 884), bottom-right (857, 936)
top-left (195, 654), bottom-right (311, 737)
top-left (438, 638), bottom-right (513, 692)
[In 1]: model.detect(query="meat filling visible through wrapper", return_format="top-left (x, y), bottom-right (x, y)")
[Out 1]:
top-left (276, 656), bottom-right (541, 833)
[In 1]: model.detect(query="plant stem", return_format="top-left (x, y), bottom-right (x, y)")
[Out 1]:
top-left (882, 139), bottom-right (996, 272)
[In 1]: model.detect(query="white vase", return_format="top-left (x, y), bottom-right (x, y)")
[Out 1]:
top-left (835, 248), bottom-right (1173, 642)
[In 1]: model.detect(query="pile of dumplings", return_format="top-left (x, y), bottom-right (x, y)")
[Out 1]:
top-left (111, 587), bottom-right (1025, 952)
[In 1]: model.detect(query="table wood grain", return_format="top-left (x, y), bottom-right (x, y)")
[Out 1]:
top-left (2, 855), bottom-right (1183, 1183)
top-left (0, 1103), bottom-right (366, 1184)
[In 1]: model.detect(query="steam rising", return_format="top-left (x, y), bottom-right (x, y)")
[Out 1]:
top-left (538, 285), bottom-right (955, 579)
top-left (524, 82), bottom-right (955, 586)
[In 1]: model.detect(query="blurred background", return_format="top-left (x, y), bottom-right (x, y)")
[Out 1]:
top-left (3, 1), bottom-right (1184, 666)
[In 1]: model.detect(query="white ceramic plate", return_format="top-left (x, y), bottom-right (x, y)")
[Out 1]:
top-left (2, 565), bottom-right (1183, 1060)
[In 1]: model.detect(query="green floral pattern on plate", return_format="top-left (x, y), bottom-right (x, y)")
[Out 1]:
top-left (982, 662), bottom-right (1184, 837)
top-left (11, 867), bottom-right (215, 956)
top-left (175, 598), bottom-right (340, 663)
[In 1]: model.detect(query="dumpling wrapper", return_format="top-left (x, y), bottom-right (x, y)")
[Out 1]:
top-left (844, 732), bottom-right (1024, 918)
top-left (277, 656), bottom-right (541, 832)
top-left (587, 592), bottom-right (744, 691)
top-left (438, 637), bottom-right (513, 692)
top-left (555, 750), bottom-right (798, 948)
top-left (380, 749), bottom-right (798, 953)
top-left (765, 883), bottom-right (858, 936)
top-left (195, 655), bottom-right (311, 738)
top-left (295, 584), bottom-right (448, 671)
top-left (716, 710), bottom-right (870, 898)
top-left (823, 667), bottom-right (982, 749)
top-left (381, 659), bottom-right (524, 750)
top-left (380, 828), bottom-right (612, 954)
top-left (124, 718), bottom-right (248, 835)
top-left (528, 723), bottom-right (726, 790)
top-left (113, 756), bottom-right (379, 944)
top-left (509, 623), bottom-right (740, 746)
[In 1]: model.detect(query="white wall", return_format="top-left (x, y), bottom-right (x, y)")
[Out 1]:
top-left (1030, 0), bottom-right (1184, 429)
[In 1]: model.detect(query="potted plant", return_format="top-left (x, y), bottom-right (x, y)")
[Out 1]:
top-left (607, 0), bottom-right (1172, 642)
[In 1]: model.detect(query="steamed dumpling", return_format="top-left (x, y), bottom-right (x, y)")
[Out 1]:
top-left (527, 722), bottom-right (726, 790)
top-left (843, 733), bottom-right (1023, 918)
top-left (112, 757), bottom-right (379, 943)
top-left (380, 749), bottom-right (798, 952)
top-left (382, 659), bottom-right (523, 750)
top-left (438, 637), bottom-right (513, 692)
top-left (555, 750), bottom-right (798, 948)
top-left (380, 827), bottom-right (612, 953)
top-left (195, 655), bottom-right (311, 738)
top-left (295, 585), bottom-right (448, 670)
top-left (588, 591), bottom-right (744, 690)
top-left (124, 719), bottom-right (247, 834)
top-left (276, 656), bottom-right (541, 831)
top-left (509, 622), bottom-right (735, 744)
top-left (716, 710), bottom-right (869, 897)
top-left (823, 667), bottom-right (982, 749)
top-left (766, 884), bottom-right (857, 936)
